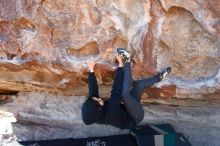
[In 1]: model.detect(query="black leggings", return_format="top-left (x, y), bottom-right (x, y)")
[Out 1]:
top-left (122, 63), bottom-right (161, 124)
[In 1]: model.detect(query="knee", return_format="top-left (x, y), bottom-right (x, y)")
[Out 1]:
top-left (134, 81), bottom-right (144, 89)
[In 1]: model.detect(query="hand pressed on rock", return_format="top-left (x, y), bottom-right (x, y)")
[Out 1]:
top-left (87, 59), bottom-right (96, 72)
top-left (117, 54), bottom-right (124, 67)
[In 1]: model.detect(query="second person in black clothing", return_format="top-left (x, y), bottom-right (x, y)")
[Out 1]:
top-left (81, 49), bottom-right (171, 129)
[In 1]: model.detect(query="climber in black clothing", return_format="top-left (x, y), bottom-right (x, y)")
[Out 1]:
top-left (81, 48), bottom-right (171, 129)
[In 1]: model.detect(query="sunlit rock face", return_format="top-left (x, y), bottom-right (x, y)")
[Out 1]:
top-left (0, 0), bottom-right (220, 102)
top-left (156, 0), bottom-right (220, 100)
top-left (0, 0), bottom-right (150, 97)
top-left (1, 1), bottom-right (220, 145)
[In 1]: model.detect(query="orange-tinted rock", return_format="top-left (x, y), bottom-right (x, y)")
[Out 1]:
top-left (157, 6), bottom-right (220, 99)
top-left (0, 0), bottom-right (219, 103)
top-left (159, 0), bottom-right (220, 37)
top-left (66, 42), bottom-right (100, 58)
top-left (14, 17), bottom-right (36, 31)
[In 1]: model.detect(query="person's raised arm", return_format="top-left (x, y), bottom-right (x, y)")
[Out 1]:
top-left (111, 55), bottom-right (124, 98)
top-left (87, 59), bottom-right (99, 98)
top-left (117, 54), bottom-right (124, 68)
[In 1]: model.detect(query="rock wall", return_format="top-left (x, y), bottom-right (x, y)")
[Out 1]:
top-left (1, 92), bottom-right (220, 146)
top-left (0, 0), bottom-right (219, 101)
top-left (0, 0), bottom-right (220, 146)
